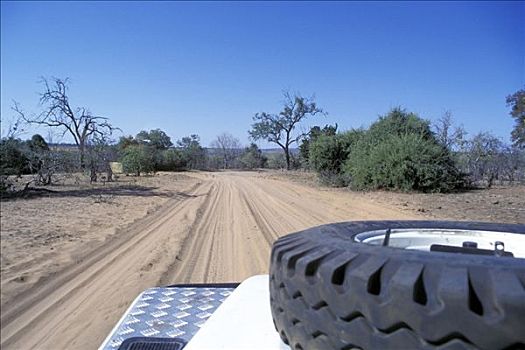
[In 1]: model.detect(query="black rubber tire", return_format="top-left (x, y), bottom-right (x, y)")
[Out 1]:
top-left (269, 221), bottom-right (525, 350)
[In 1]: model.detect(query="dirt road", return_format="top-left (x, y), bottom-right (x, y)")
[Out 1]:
top-left (0, 172), bottom-right (418, 349)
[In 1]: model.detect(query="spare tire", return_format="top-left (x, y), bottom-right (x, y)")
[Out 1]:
top-left (269, 221), bottom-right (525, 350)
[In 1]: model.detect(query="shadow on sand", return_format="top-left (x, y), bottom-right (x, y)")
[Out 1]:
top-left (1, 184), bottom-right (202, 201)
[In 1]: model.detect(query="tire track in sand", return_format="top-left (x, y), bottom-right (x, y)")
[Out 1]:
top-left (158, 179), bottom-right (222, 284)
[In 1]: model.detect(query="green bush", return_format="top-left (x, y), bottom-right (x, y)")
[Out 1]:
top-left (345, 133), bottom-right (463, 192)
top-left (299, 124), bottom-right (338, 166)
top-left (120, 145), bottom-right (155, 176)
top-left (157, 149), bottom-right (186, 171)
top-left (308, 130), bottom-right (363, 186)
top-left (177, 135), bottom-right (206, 170)
top-left (367, 107), bottom-right (434, 141)
top-left (239, 143), bottom-right (267, 169)
top-left (0, 138), bottom-right (30, 176)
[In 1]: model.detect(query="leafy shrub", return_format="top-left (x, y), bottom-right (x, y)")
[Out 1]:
top-left (338, 108), bottom-right (464, 192)
top-left (239, 143), bottom-right (267, 169)
top-left (299, 124), bottom-right (338, 166)
top-left (345, 133), bottom-right (463, 192)
top-left (308, 129), bottom-right (363, 186)
top-left (157, 149), bottom-right (186, 171)
top-left (177, 135), bottom-right (207, 170)
top-left (0, 138), bottom-right (30, 176)
top-left (120, 145), bottom-right (155, 176)
top-left (366, 107), bottom-right (434, 141)
top-left (0, 134), bottom-right (54, 178)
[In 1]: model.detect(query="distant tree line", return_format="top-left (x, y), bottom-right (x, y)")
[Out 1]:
top-left (2, 78), bottom-right (523, 194)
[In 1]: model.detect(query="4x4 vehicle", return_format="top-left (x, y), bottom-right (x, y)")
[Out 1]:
top-left (101, 221), bottom-right (525, 350)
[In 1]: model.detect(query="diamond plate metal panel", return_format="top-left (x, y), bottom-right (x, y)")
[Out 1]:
top-left (100, 286), bottom-right (235, 349)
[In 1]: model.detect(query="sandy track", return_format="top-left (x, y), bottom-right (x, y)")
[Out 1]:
top-left (1, 172), bottom-right (418, 349)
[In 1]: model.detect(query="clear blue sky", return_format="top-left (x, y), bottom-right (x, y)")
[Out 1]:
top-left (1, 1), bottom-right (524, 147)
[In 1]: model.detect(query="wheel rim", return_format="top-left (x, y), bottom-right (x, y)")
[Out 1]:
top-left (354, 228), bottom-right (525, 258)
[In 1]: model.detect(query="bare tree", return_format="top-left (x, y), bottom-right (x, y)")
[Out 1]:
top-left (85, 133), bottom-right (117, 183)
top-left (13, 77), bottom-right (119, 169)
top-left (249, 91), bottom-right (324, 170)
top-left (433, 111), bottom-right (467, 151)
top-left (464, 132), bottom-right (504, 188)
top-left (497, 145), bottom-right (525, 184)
top-left (210, 132), bottom-right (242, 169)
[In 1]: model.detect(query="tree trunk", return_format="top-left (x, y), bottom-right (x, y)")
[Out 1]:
top-left (79, 142), bottom-right (86, 169)
top-left (107, 165), bottom-right (113, 182)
top-left (487, 174), bottom-right (494, 188)
top-left (90, 165), bottom-right (97, 183)
top-left (284, 130), bottom-right (292, 170)
top-left (285, 147), bottom-right (290, 170)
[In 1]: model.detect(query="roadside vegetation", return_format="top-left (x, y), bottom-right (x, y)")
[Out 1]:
top-left (1, 78), bottom-right (524, 196)
top-left (305, 104), bottom-right (524, 192)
